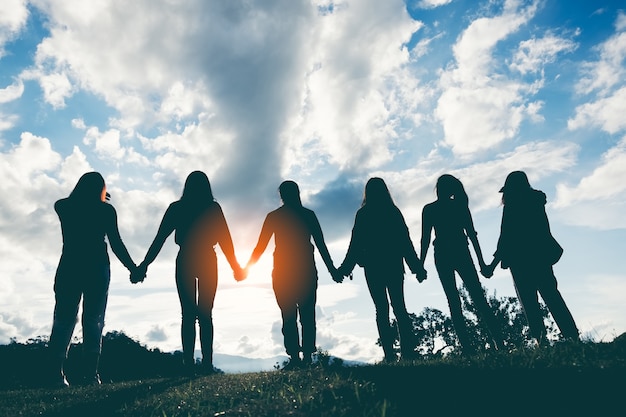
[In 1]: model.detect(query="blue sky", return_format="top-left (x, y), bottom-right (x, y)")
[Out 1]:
top-left (1, 0), bottom-right (625, 365)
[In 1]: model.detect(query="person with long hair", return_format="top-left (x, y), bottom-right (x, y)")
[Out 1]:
top-left (338, 177), bottom-right (426, 362)
top-left (136, 171), bottom-right (244, 374)
top-left (420, 174), bottom-right (503, 354)
top-left (483, 171), bottom-right (579, 344)
top-left (244, 180), bottom-right (342, 368)
top-left (48, 172), bottom-right (137, 387)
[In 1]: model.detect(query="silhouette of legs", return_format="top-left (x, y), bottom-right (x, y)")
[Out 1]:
top-left (48, 263), bottom-right (110, 385)
top-left (273, 275), bottom-right (317, 363)
top-left (510, 264), bottom-right (579, 342)
top-left (365, 268), bottom-right (414, 361)
top-left (436, 264), bottom-right (474, 354)
top-left (456, 258), bottom-right (504, 350)
top-left (176, 252), bottom-right (218, 371)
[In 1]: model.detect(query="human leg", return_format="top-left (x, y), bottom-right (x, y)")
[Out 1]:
top-left (48, 263), bottom-right (82, 386)
top-left (458, 257), bottom-right (504, 349)
top-left (298, 277), bottom-right (318, 363)
top-left (536, 267), bottom-right (579, 340)
top-left (176, 255), bottom-right (199, 368)
top-left (386, 275), bottom-right (416, 359)
top-left (364, 268), bottom-right (396, 361)
top-left (273, 278), bottom-right (301, 360)
top-left (435, 258), bottom-right (473, 354)
top-left (197, 254), bottom-right (218, 369)
top-left (81, 265), bottom-right (111, 383)
top-left (510, 265), bottom-right (546, 342)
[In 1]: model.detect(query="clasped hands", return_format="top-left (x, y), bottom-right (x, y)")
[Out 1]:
top-left (129, 262), bottom-right (147, 284)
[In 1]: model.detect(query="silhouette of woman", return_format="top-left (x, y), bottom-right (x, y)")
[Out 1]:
top-left (483, 171), bottom-right (579, 344)
top-left (338, 177), bottom-right (426, 362)
top-left (136, 171), bottom-right (244, 374)
top-left (48, 172), bottom-right (137, 387)
top-left (420, 174), bottom-right (503, 354)
top-left (245, 180), bottom-right (342, 368)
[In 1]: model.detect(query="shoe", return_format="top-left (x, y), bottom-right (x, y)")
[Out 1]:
top-left (301, 354), bottom-right (313, 367)
top-left (282, 356), bottom-right (302, 371)
top-left (52, 373), bottom-right (70, 388)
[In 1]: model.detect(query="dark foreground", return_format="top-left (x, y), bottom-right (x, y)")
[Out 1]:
top-left (0, 334), bottom-right (624, 416)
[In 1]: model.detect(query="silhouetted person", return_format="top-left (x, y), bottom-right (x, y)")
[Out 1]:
top-left (421, 174), bottom-right (504, 354)
top-left (48, 172), bottom-right (137, 387)
top-left (483, 171), bottom-right (579, 344)
top-left (338, 177), bottom-right (426, 362)
top-left (135, 171), bottom-right (244, 374)
top-left (245, 180), bottom-right (342, 368)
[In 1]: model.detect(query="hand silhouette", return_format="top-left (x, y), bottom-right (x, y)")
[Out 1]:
top-left (234, 265), bottom-right (247, 282)
top-left (415, 267), bottom-right (427, 283)
top-left (330, 267), bottom-right (344, 283)
top-left (130, 264), bottom-right (147, 284)
top-left (480, 263), bottom-right (494, 279)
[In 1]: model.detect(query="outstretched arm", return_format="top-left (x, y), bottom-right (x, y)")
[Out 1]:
top-left (310, 213), bottom-right (342, 283)
top-left (245, 215), bottom-right (273, 269)
top-left (140, 205), bottom-right (176, 270)
top-left (106, 206), bottom-right (136, 271)
top-left (215, 205), bottom-right (244, 280)
top-left (464, 206), bottom-right (488, 272)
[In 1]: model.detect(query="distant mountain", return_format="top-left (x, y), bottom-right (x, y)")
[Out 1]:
top-left (211, 353), bottom-right (288, 373)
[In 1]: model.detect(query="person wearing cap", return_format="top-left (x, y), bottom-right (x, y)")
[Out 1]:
top-left (483, 171), bottom-right (579, 344)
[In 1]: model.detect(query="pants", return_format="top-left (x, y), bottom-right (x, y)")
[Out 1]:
top-left (48, 261), bottom-right (110, 359)
top-left (176, 250), bottom-right (218, 365)
top-left (272, 269), bottom-right (318, 357)
top-left (364, 265), bottom-right (415, 358)
top-left (435, 248), bottom-right (503, 352)
top-left (509, 263), bottom-right (579, 341)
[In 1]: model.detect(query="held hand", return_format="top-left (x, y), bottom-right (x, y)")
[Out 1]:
top-left (234, 265), bottom-right (247, 282)
top-left (480, 263), bottom-right (495, 279)
top-left (130, 264), bottom-right (147, 284)
top-left (415, 267), bottom-right (427, 283)
top-left (330, 267), bottom-right (344, 283)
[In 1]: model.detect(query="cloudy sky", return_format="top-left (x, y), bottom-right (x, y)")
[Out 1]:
top-left (1, 0), bottom-right (625, 365)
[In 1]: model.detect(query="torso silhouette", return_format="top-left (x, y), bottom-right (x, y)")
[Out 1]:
top-left (266, 205), bottom-right (317, 278)
top-left (55, 198), bottom-right (113, 267)
top-left (423, 199), bottom-right (473, 258)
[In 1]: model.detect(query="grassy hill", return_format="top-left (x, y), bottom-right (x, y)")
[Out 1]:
top-left (0, 332), bottom-right (624, 416)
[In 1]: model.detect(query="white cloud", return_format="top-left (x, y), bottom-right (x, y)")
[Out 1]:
top-left (555, 135), bottom-right (626, 208)
top-left (416, 0), bottom-right (453, 9)
top-left (575, 20), bottom-right (626, 96)
top-left (0, 79), bottom-right (24, 103)
top-left (0, 0), bottom-right (29, 57)
top-left (510, 34), bottom-right (578, 75)
top-left (568, 86), bottom-right (626, 134)
top-left (435, 0), bottom-right (544, 155)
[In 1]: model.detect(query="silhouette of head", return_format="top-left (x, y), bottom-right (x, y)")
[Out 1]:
top-left (499, 171), bottom-right (532, 204)
top-left (69, 172), bottom-right (106, 203)
top-left (436, 174), bottom-right (468, 205)
top-left (362, 177), bottom-right (394, 207)
top-left (181, 171), bottom-right (214, 205)
top-left (279, 180), bottom-right (302, 207)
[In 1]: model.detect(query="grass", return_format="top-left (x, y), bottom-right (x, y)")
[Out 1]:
top-left (1, 338), bottom-right (624, 417)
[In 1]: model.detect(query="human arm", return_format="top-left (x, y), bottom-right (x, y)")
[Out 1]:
top-left (337, 212), bottom-right (361, 279)
top-left (136, 204), bottom-right (176, 279)
top-left (310, 213), bottom-right (342, 283)
top-left (398, 209), bottom-right (426, 282)
top-left (245, 214), bottom-right (273, 270)
top-left (418, 206), bottom-right (433, 281)
top-left (105, 205), bottom-right (137, 272)
top-left (214, 204), bottom-right (245, 281)
top-left (464, 206), bottom-right (489, 273)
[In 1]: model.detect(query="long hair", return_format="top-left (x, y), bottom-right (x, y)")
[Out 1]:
top-left (180, 171), bottom-right (215, 207)
top-left (435, 174), bottom-right (469, 206)
top-left (68, 172), bottom-right (105, 203)
top-left (279, 180), bottom-right (303, 207)
top-left (500, 171), bottom-right (533, 205)
top-left (362, 177), bottom-right (394, 208)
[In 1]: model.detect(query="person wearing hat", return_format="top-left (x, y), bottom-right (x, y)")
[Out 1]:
top-left (482, 171), bottom-right (579, 344)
